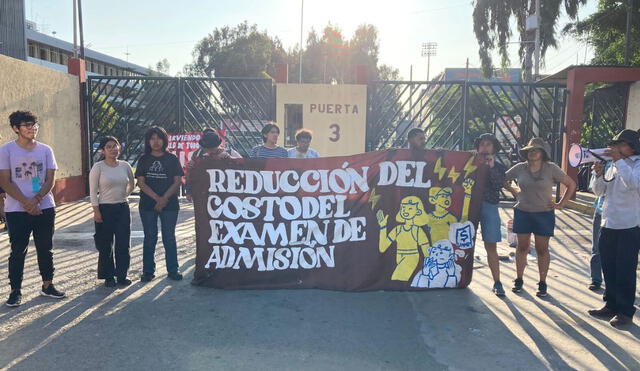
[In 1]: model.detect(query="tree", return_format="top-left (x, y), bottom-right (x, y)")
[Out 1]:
top-left (473, 0), bottom-right (587, 81)
top-left (184, 21), bottom-right (286, 78)
top-left (564, 0), bottom-right (640, 66)
top-left (148, 58), bottom-right (171, 76)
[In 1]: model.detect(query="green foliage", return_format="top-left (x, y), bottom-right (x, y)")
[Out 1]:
top-left (91, 92), bottom-right (119, 133)
top-left (472, 0), bottom-right (587, 81)
top-left (564, 0), bottom-right (640, 66)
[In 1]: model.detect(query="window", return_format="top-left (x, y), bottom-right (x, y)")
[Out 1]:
top-left (28, 43), bottom-right (35, 57)
top-left (109, 67), bottom-right (114, 75)
top-left (50, 49), bottom-right (59, 64)
top-left (90, 62), bottom-right (95, 72)
top-left (39, 47), bottom-right (47, 60)
top-left (284, 104), bottom-right (303, 147)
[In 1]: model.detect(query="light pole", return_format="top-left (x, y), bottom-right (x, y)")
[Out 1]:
top-left (421, 42), bottom-right (437, 81)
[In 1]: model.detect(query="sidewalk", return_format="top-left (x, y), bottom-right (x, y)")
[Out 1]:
top-left (0, 198), bottom-right (638, 370)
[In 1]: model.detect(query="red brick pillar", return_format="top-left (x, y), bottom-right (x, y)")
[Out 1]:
top-left (275, 63), bottom-right (288, 84)
top-left (561, 68), bottom-right (586, 198)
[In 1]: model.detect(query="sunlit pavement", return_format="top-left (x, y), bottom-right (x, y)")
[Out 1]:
top-left (0, 199), bottom-right (638, 370)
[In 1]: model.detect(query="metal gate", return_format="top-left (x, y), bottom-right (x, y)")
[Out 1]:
top-left (367, 80), bottom-right (567, 164)
top-left (86, 76), bottom-right (275, 165)
top-left (580, 83), bottom-right (629, 148)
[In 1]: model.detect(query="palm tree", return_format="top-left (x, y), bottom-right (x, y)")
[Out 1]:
top-left (473, 0), bottom-right (587, 81)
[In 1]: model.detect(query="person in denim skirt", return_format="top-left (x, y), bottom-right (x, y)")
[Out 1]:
top-left (505, 138), bottom-right (576, 297)
top-left (135, 126), bottom-right (184, 282)
top-left (89, 136), bottom-right (135, 288)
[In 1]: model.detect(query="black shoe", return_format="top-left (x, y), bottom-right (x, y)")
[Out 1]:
top-left (41, 284), bottom-right (65, 299)
top-left (492, 281), bottom-right (506, 297)
top-left (610, 314), bottom-right (634, 327)
top-left (588, 306), bottom-right (617, 319)
top-left (536, 281), bottom-right (548, 297)
top-left (588, 282), bottom-right (601, 291)
top-left (117, 278), bottom-right (132, 286)
top-left (6, 290), bottom-right (22, 307)
top-left (104, 278), bottom-right (117, 288)
top-left (167, 272), bottom-right (183, 281)
top-left (140, 273), bottom-right (155, 282)
top-left (512, 278), bottom-right (523, 293)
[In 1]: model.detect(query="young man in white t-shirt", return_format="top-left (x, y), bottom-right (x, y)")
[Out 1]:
top-left (288, 129), bottom-right (320, 159)
top-left (0, 111), bottom-right (65, 307)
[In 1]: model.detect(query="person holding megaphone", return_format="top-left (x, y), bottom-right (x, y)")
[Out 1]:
top-left (588, 129), bottom-right (640, 328)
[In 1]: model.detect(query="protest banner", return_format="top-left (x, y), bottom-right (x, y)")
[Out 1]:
top-left (189, 149), bottom-right (487, 291)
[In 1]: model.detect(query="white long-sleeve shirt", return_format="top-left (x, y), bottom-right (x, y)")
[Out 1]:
top-left (593, 156), bottom-right (640, 229)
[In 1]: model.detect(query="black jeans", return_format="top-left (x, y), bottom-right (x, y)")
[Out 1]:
top-left (94, 203), bottom-right (131, 280)
top-left (6, 207), bottom-right (56, 291)
top-left (598, 226), bottom-right (640, 317)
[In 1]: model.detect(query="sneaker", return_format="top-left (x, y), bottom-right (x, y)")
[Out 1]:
top-left (6, 290), bottom-right (22, 307)
top-left (512, 278), bottom-right (523, 293)
top-left (536, 281), bottom-right (548, 297)
top-left (167, 272), bottom-right (183, 281)
top-left (588, 282), bottom-right (601, 291)
top-left (140, 273), bottom-right (155, 282)
top-left (41, 284), bottom-right (65, 299)
top-left (104, 278), bottom-right (117, 288)
top-left (588, 306), bottom-right (617, 319)
top-left (492, 282), bottom-right (506, 297)
top-left (117, 278), bottom-right (132, 286)
top-left (610, 314), bottom-right (634, 328)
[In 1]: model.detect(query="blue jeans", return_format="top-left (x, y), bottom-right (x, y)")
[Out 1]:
top-left (590, 213), bottom-right (603, 285)
top-left (139, 209), bottom-right (180, 275)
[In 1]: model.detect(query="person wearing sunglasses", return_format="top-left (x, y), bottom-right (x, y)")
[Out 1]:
top-left (0, 111), bottom-right (65, 307)
top-left (588, 129), bottom-right (640, 328)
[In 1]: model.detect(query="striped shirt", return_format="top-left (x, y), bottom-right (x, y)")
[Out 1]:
top-left (249, 145), bottom-right (288, 159)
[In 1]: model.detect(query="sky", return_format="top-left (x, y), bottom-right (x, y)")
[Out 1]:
top-left (25, 0), bottom-right (598, 78)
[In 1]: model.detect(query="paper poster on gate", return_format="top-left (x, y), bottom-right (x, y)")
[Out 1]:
top-left (189, 149), bottom-right (487, 291)
top-left (167, 132), bottom-right (202, 183)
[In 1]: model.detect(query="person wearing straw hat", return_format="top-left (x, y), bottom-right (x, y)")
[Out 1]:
top-left (588, 129), bottom-right (640, 328)
top-left (505, 137), bottom-right (576, 297)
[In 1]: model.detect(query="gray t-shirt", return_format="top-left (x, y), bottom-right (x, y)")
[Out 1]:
top-left (505, 162), bottom-right (567, 212)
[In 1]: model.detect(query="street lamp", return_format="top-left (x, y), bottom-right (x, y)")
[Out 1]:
top-left (421, 42), bottom-right (437, 81)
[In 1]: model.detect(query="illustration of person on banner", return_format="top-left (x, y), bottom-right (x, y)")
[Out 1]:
top-left (376, 155), bottom-right (478, 286)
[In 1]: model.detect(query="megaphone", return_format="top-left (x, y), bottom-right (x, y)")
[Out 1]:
top-left (568, 143), bottom-right (611, 167)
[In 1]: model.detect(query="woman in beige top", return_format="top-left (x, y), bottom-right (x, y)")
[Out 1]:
top-left (505, 138), bottom-right (575, 297)
top-left (89, 136), bottom-right (135, 288)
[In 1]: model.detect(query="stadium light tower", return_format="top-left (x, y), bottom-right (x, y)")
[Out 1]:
top-left (421, 42), bottom-right (437, 81)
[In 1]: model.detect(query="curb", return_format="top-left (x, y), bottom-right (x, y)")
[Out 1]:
top-left (566, 199), bottom-right (594, 216)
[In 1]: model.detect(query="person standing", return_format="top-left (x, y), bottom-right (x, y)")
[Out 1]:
top-left (89, 136), bottom-right (135, 287)
top-left (185, 130), bottom-right (241, 203)
top-left (505, 138), bottom-right (576, 297)
top-left (407, 128), bottom-right (426, 151)
top-left (588, 129), bottom-right (640, 327)
top-left (0, 110), bottom-right (65, 307)
top-left (135, 126), bottom-right (184, 282)
top-left (288, 129), bottom-right (319, 158)
top-left (474, 134), bottom-right (508, 296)
top-left (249, 123), bottom-right (288, 158)
top-left (587, 162), bottom-right (610, 291)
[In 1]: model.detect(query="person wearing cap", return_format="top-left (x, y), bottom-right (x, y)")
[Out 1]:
top-left (588, 129), bottom-right (640, 327)
top-left (505, 137), bottom-right (576, 297)
top-left (474, 133), bottom-right (512, 296)
top-left (185, 130), bottom-right (241, 202)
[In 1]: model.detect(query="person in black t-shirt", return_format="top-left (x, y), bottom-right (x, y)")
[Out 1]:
top-left (135, 126), bottom-right (184, 282)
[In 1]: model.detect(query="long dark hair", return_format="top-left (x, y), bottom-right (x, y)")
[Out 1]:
top-left (144, 126), bottom-right (169, 154)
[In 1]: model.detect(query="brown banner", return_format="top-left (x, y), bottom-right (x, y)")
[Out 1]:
top-left (190, 149), bottom-right (488, 291)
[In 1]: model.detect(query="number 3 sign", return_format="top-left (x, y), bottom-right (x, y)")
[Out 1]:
top-left (329, 123), bottom-right (340, 142)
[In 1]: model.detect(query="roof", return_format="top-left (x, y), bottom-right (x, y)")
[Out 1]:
top-left (539, 64), bottom-right (638, 85)
top-left (26, 28), bottom-right (149, 75)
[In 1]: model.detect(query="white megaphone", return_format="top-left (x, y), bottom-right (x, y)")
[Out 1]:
top-left (568, 143), bottom-right (611, 167)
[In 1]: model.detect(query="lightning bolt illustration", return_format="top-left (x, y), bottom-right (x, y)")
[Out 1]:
top-left (434, 157), bottom-right (447, 181)
top-left (447, 166), bottom-right (461, 184)
top-left (463, 155), bottom-right (478, 179)
top-left (368, 187), bottom-right (381, 210)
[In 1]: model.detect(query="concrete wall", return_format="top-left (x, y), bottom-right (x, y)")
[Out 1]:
top-left (276, 84), bottom-right (367, 157)
top-left (0, 53), bottom-right (84, 202)
top-left (626, 82), bottom-right (640, 131)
